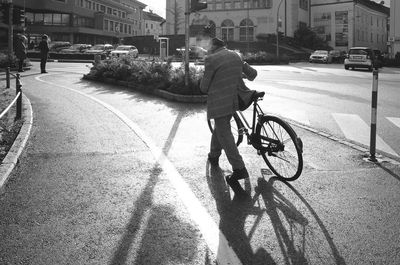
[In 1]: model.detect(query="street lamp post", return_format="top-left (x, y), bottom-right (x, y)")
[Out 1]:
top-left (7, 0), bottom-right (13, 56)
top-left (276, 0), bottom-right (283, 63)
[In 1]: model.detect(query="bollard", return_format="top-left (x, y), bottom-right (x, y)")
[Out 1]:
top-left (369, 69), bottom-right (378, 162)
top-left (16, 73), bottom-right (22, 120)
top-left (6, 67), bottom-right (10, 88)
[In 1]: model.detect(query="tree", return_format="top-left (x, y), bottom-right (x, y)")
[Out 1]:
top-left (166, 0), bottom-right (184, 35)
top-left (293, 27), bottom-right (331, 50)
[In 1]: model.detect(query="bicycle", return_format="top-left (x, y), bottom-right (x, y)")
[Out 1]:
top-left (208, 91), bottom-right (303, 181)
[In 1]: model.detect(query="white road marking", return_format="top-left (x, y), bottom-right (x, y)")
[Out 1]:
top-left (332, 113), bottom-right (398, 157)
top-left (35, 75), bottom-right (242, 265)
top-left (387, 117), bottom-right (400, 129)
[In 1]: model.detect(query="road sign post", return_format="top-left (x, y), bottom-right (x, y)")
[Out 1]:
top-left (369, 69), bottom-right (379, 162)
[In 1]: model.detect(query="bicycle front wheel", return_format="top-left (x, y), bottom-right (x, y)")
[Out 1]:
top-left (255, 115), bottom-right (303, 181)
top-left (207, 113), bottom-right (244, 146)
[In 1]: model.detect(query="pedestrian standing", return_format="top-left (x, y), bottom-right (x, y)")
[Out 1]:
top-left (14, 34), bottom-right (27, 72)
top-left (38, 34), bottom-right (49, 74)
top-left (200, 38), bottom-right (251, 197)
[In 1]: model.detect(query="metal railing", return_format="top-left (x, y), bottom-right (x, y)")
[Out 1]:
top-left (0, 67), bottom-right (22, 121)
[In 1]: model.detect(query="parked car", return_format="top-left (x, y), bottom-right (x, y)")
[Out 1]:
top-left (373, 49), bottom-right (384, 68)
top-left (176, 46), bottom-right (207, 60)
top-left (344, 47), bottom-right (377, 71)
top-left (110, 45), bottom-right (139, 58)
top-left (59, 44), bottom-right (91, 53)
top-left (85, 44), bottom-right (114, 56)
top-left (49, 41), bottom-right (72, 53)
top-left (329, 50), bottom-right (346, 63)
top-left (309, 50), bottom-right (332, 63)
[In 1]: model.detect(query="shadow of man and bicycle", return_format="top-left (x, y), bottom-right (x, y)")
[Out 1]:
top-left (206, 164), bottom-right (346, 265)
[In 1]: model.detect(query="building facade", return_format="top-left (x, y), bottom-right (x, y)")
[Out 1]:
top-left (165, 0), bottom-right (390, 52)
top-left (389, 0), bottom-right (399, 57)
top-left (143, 10), bottom-right (165, 36)
top-left (166, 0), bottom-right (310, 40)
top-left (0, 0), bottom-right (147, 46)
top-left (311, 0), bottom-right (389, 52)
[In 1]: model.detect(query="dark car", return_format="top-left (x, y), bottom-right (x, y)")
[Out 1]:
top-left (59, 44), bottom-right (91, 54)
top-left (373, 49), bottom-right (384, 68)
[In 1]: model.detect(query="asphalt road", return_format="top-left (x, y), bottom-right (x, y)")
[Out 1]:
top-left (0, 62), bottom-right (400, 265)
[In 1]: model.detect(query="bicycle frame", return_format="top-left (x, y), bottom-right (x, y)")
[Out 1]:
top-left (236, 98), bottom-right (284, 152)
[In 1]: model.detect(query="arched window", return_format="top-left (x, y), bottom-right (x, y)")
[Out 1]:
top-left (221, 19), bottom-right (234, 41)
top-left (239, 18), bottom-right (254, 41)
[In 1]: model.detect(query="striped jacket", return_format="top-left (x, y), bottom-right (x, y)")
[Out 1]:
top-left (200, 47), bottom-right (243, 119)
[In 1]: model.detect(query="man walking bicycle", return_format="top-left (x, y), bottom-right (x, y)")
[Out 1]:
top-left (200, 38), bottom-right (254, 197)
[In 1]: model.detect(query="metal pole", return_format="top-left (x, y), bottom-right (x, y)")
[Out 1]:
top-left (276, 0), bottom-right (283, 64)
top-left (16, 73), bottom-right (22, 120)
top-left (6, 67), bottom-right (10, 88)
top-left (184, 0), bottom-right (190, 88)
top-left (369, 69), bottom-right (378, 162)
top-left (8, 2), bottom-right (14, 59)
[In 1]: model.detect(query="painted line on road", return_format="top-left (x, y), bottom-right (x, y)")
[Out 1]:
top-left (387, 117), bottom-right (400, 129)
top-left (332, 113), bottom-right (398, 157)
top-left (35, 75), bottom-right (242, 265)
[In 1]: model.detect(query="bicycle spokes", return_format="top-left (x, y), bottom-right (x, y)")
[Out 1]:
top-left (256, 116), bottom-right (303, 181)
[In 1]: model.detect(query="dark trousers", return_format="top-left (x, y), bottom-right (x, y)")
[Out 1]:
top-left (40, 56), bottom-right (47, 72)
top-left (209, 115), bottom-right (245, 170)
top-left (18, 59), bottom-right (24, 71)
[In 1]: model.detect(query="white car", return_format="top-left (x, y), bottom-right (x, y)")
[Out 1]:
top-left (309, 50), bottom-right (332, 63)
top-left (110, 45), bottom-right (139, 58)
top-left (344, 47), bottom-right (376, 71)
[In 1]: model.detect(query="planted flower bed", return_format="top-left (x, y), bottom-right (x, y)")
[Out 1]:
top-left (83, 56), bottom-right (206, 102)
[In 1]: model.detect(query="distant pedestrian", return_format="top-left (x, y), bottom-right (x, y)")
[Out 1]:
top-left (14, 34), bottom-right (27, 72)
top-left (38, 34), bottom-right (49, 74)
top-left (28, 41), bottom-right (35, 50)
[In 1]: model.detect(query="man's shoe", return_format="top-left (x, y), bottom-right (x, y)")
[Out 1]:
top-left (225, 175), bottom-right (247, 198)
top-left (41, 71), bottom-right (48, 74)
top-left (230, 167), bottom-right (249, 181)
top-left (18, 69), bottom-right (24, 72)
top-left (208, 155), bottom-right (219, 167)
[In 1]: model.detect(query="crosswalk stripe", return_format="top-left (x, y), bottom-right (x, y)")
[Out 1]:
top-left (332, 113), bottom-right (398, 157)
top-left (387, 117), bottom-right (400, 129)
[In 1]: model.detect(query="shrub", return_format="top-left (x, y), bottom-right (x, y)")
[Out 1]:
top-left (86, 57), bottom-right (204, 95)
top-left (0, 53), bottom-right (17, 68)
top-left (243, 51), bottom-right (289, 65)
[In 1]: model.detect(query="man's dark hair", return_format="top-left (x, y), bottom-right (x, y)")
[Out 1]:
top-left (212, 37), bottom-right (225, 48)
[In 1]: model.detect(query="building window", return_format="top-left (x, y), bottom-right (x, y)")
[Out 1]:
top-left (299, 0), bottom-right (308, 10)
top-left (239, 18), bottom-right (254, 41)
top-left (100, 5), bottom-right (105, 12)
top-left (221, 19), bottom-right (234, 41)
top-left (104, 19), bottom-right (109, 30)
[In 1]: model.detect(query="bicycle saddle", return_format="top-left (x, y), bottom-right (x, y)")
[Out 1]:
top-left (252, 91), bottom-right (265, 100)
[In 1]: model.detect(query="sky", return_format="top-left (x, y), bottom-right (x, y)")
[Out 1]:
top-left (142, 0), bottom-right (167, 18)
top-left (141, 0), bottom-right (390, 19)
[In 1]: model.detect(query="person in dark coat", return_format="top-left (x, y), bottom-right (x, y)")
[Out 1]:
top-left (38, 34), bottom-right (49, 73)
top-left (14, 34), bottom-right (27, 72)
top-left (200, 37), bottom-right (251, 197)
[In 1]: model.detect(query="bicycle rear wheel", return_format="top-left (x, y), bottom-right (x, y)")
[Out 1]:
top-left (207, 113), bottom-right (244, 146)
top-left (255, 115), bottom-right (303, 181)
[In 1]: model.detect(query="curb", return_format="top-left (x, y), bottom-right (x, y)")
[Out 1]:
top-left (82, 74), bottom-right (207, 104)
top-left (0, 94), bottom-right (33, 193)
top-left (283, 116), bottom-right (400, 165)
